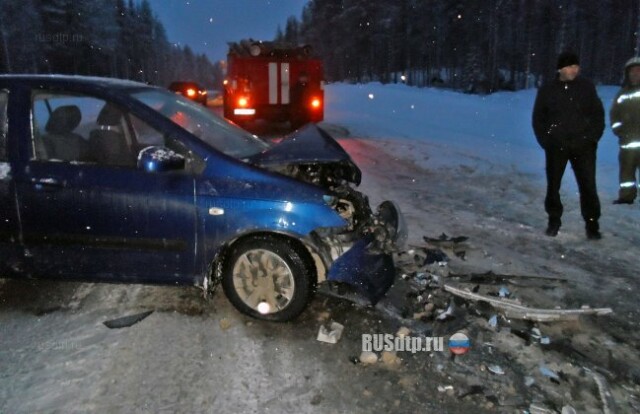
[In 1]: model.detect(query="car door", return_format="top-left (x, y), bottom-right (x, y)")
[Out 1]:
top-left (14, 87), bottom-right (198, 283)
top-left (0, 88), bottom-right (22, 275)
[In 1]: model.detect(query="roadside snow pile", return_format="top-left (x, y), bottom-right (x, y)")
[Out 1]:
top-left (325, 82), bottom-right (622, 196)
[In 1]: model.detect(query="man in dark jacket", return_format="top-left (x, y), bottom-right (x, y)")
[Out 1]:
top-left (610, 56), bottom-right (640, 204)
top-left (290, 72), bottom-right (310, 129)
top-left (532, 52), bottom-right (605, 239)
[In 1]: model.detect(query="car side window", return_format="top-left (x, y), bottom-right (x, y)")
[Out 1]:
top-left (0, 90), bottom-right (8, 162)
top-left (31, 91), bottom-right (136, 167)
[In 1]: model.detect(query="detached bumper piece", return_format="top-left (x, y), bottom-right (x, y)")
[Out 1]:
top-left (327, 201), bottom-right (407, 304)
top-left (327, 234), bottom-right (395, 304)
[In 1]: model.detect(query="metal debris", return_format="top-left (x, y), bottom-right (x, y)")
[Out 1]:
top-left (587, 368), bottom-right (617, 414)
top-left (528, 403), bottom-right (557, 414)
top-left (423, 233), bottom-right (468, 244)
top-left (423, 248), bottom-right (449, 265)
top-left (443, 284), bottom-right (613, 321)
top-left (385, 235), bottom-right (627, 413)
top-left (436, 301), bottom-right (456, 321)
top-left (487, 364), bottom-right (505, 375)
top-left (451, 270), bottom-right (569, 284)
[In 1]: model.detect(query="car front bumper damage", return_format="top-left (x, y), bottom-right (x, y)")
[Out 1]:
top-left (320, 200), bottom-right (407, 304)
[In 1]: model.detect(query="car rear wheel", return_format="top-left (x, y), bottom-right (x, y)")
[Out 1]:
top-left (221, 235), bottom-right (315, 321)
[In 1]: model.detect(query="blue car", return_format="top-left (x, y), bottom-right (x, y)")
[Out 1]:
top-left (0, 75), bottom-right (406, 321)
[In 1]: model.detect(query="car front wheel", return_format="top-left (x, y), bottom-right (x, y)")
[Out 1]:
top-left (221, 235), bottom-right (315, 322)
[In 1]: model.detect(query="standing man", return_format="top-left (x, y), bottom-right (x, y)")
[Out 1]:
top-left (290, 72), bottom-right (310, 129)
top-left (532, 51), bottom-right (605, 240)
top-left (610, 56), bottom-right (640, 204)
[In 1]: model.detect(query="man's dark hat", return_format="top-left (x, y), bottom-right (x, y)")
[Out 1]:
top-left (557, 52), bottom-right (580, 70)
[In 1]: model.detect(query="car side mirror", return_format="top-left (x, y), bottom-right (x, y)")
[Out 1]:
top-left (137, 146), bottom-right (185, 173)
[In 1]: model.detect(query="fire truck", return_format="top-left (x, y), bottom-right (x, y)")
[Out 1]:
top-left (223, 40), bottom-right (324, 128)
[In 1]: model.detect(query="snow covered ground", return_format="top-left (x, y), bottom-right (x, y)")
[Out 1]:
top-left (324, 81), bottom-right (639, 330)
top-left (326, 81), bottom-right (622, 189)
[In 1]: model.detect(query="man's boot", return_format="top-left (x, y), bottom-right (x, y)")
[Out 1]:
top-left (612, 198), bottom-right (633, 204)
top-left (586, 219), bottom-right (602, 240)
top-left (545, 218), bottom-right (561, 237)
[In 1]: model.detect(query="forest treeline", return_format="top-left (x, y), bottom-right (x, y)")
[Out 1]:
top-left (2, 1), bottom-right (639, 93)
top-left (0, 0), bottom-right (224, 88)
top-left (277, 0), bottom-right (640, 92)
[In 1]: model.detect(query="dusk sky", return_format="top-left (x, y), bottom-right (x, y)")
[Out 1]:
top-left (146, 0), bottom-right (310, 63)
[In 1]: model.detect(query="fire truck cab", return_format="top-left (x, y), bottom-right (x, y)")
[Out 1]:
top-left (224, 40), bottom-right (324, 128)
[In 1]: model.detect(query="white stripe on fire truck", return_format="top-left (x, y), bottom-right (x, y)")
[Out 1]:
top-left (281, 63), bottom-right (290, 104)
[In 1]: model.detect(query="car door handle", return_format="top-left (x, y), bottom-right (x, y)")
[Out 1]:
top-left (31, 177), bottom-right (66, 188)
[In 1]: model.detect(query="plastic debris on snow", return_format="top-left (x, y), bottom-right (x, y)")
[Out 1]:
top-left (487, 364), bottom-right (505, 375)
top-left (437, 385), bottom-right (454, 393)
top-left (103, 310), bottom-right (153, 329)
top-left (498, 286), bottom-right (510, 298)
top-left (389, 233), bottom-right (622, 411)
top-left (539, 365), bottom-right (561, 383)
top-left (317, 321), bottom-right (344, 344)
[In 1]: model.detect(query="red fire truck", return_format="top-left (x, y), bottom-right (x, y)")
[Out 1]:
top-left (223, 40), bottom-right (324, 128)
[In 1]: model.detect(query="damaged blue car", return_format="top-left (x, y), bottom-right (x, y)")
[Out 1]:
top-left (0, 75), bottom-right (406, 321)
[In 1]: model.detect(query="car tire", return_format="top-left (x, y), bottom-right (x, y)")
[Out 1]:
top-left (221, 235), bottom-right (315, 322)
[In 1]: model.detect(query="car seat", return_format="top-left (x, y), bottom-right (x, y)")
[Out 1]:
top-left (42, 105), bottom-right (89, 161)
top-left (88, 103), bottom-right (135, 167)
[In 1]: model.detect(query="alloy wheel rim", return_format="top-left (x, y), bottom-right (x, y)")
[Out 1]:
top-left (232, 249), bottom-right (295, 314)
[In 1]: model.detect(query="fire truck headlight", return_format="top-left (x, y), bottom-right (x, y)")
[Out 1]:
top-left (311, 98), bottom-right (321, 109)
top-left (238, 97), bottom-right (249, 107)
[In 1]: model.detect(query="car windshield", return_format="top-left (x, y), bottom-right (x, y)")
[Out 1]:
top-left (131, 89), bottom-right (270, 159)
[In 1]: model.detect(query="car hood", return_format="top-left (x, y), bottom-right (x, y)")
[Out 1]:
top-left (248, 124), bottom-right (362, 185)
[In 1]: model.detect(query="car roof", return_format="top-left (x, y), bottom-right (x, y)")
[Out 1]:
top-left (169, 81), bottom-right (203, 88)
top-left (0, 74), bottom-right (158, 92)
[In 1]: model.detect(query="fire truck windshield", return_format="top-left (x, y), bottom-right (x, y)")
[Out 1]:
top-left (132, 90), bottom-right (270, 159)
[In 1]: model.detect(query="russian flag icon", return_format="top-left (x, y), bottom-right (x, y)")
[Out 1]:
top-left (448, 332), bottom-right (470, 355)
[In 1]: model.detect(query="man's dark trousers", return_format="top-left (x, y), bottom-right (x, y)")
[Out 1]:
top-left (545, 143), bottom-right (601, 223)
